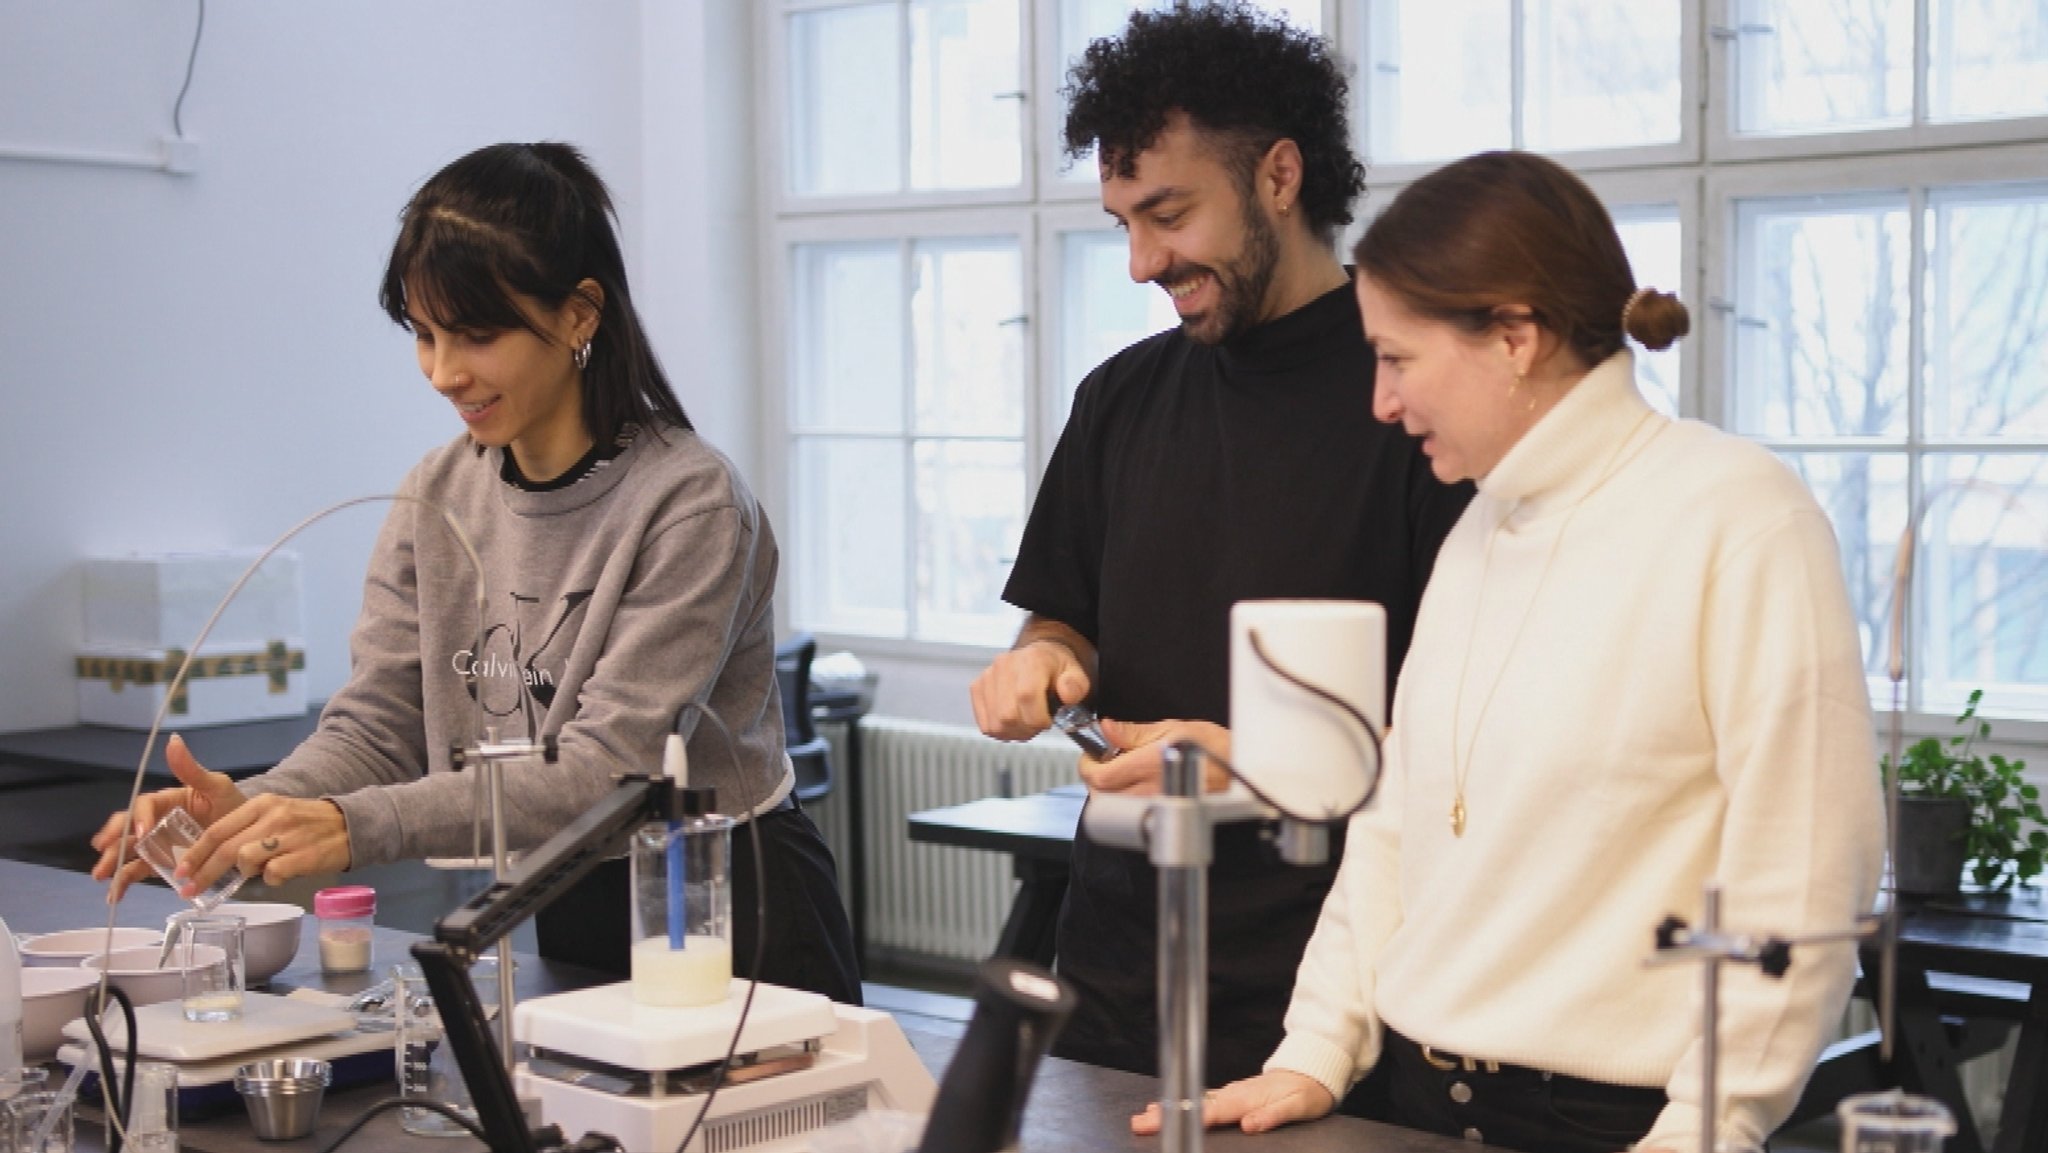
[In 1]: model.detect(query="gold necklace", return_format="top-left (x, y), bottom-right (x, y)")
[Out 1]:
top-left (1445, 409), bottom-right (1660, 837)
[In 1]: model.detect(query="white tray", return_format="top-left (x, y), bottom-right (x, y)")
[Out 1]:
top-left (60, 991), bottom-right (354, 1063)
top-left (56, 1025), bottom-right (394, 1089)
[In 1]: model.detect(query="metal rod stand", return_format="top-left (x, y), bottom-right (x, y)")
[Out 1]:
top-left (1648, 883), bottom-right (1880, 1153)
top-left (1157, 743), bottom-right (1210, 1153)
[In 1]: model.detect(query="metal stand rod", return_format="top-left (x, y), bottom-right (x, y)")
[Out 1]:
top-left (485, 757), bottom-right (517, 1071)
top-left (1881, 678), bottom-right (1904, 1065)
top-left (1700, 884), bottom-right (1720, 1153)
top-left (1159, 744), bottom-right (1209, 1153)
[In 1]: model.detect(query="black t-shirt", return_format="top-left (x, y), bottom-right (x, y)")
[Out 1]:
top-left (1004, 277), bottom-right (1473, 1083)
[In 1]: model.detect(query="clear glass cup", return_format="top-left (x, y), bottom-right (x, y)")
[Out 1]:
top-left (5, 1089), bottom-right (73, 1153)
top-left (135, 808), bottom-right (248, 912)
top-left (0, 1066), bottom-right (49, 1103)
top-left (392, 964), bottom-right (475, 1138)
top-left (629, 815), bottom-right (734, 1007)
top-left (1838, 1090), bottom-right (1956, 1152)
top-left (116, 1061), bottom-right (179, 1152)
top-left (177, 915), bottom-right (245, 1022)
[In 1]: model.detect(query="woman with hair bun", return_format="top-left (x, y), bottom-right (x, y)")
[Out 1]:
top-left (92, 142), bottom-right (860, 1004)
top-left (1141, 151), bottom-right (1882, 1151)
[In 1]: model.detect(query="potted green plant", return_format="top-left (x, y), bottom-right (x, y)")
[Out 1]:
top-left (1881, 689), bottom-right (2047, 894)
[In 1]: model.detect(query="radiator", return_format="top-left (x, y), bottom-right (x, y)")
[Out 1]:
top-left (805, 717), bottom-right (1077, 963)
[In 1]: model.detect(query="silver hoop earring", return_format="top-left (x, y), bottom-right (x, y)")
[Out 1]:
top-left (572, 341), bottom-right (593, 371)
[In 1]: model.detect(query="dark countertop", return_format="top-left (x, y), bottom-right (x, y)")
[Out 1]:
top-left (2, 857), bottom-right (1490, 1152)
top-left (0, 708), bottom-right (321, 781)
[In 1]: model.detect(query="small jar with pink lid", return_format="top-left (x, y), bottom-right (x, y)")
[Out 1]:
top-left (313, 885), bottom-right (376, 974)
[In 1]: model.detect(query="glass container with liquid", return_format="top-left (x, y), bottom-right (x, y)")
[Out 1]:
top-left (629, 794), bottom-right (734, 1008)
top-left (1838, 1090), bottom-right (1955, 1153)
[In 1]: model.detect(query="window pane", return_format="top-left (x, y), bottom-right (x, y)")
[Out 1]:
top-left (789, 4), bottom-right (903, 196)
top-left (911, 239), bottom-right (1026, 436)
top-left (1257, 0), bottom-right (1323, 31)
top-left (1055, 0), bottom-right (1321, 184)
top-left (1732, 0), bottom-right (1912, 136)
top-left (1055, 0), bottom-right (1168, 184)
top-left (1732, 195), bottom-right (1910, 438)
top-left (793, 243), bottom-right (906, 434)
top-left (1524, 0), bottom-right (1682, 151)
top-left (909, 0), bottom-right (1024, 190)
top-left (1925, 184), bottom-right (2048, 438)
top-left (914, 439), bottom-right (1026, 645)
top-left (1367, 0), bottom-right (1512, 164)
top-left (1613, 207), bottom-right (1682, 416)
top-left (795, 438), bottom-right (908, 637)
top-left (1929, 0), bottom-right (2048, 123)
top-left (1778, 452), bottom-right (1909, 696)
top-left (1922, 453), bottom-right (2048, 719)
top-left (1059, 231), bottom-right (1179, 418)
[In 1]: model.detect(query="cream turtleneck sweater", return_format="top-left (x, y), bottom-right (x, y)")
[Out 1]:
top-left (1266, 351), bottom-right (1884, 1150)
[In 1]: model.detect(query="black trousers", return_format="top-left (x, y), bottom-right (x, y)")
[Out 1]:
top-left (1371, 1030), bottom-right (1667, 1153)
top-left (533, 801), bottom-right (863, 1006)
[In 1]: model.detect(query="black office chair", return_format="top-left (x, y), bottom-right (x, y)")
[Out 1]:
top-left (775, 633), bottom-right (833, 803)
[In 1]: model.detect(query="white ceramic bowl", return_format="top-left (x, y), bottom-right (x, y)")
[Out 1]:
top-left (82, 944), bottom-right (228, 1007)
top-left (192, 902), bottom-right (305, 984)
top-left (19, 927), bottom-right (163, 967)
top-left (21, 968), bottom-right (100, 1061)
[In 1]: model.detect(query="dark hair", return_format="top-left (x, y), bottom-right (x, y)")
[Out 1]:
top-left (1061, 1), bottom-right (1365, 246)
top-left (379, 142), bottom-right (691, 443)
top-left (1352, 151), bottom-right (1690, 365)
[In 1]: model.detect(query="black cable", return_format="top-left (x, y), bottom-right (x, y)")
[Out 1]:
top-left (673, 704), bottom-right (771, 1153)
top-left (316, 1096), bottom-right (489, 1152)
top-left (172, 0), bottom-right (205, 136)
top-left (82, 983), bottom-right (138, 1153)
top-left (1215, 629), bottom-right (1385, 822)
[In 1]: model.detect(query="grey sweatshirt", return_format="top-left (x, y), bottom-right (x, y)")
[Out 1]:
top-left (241, 425), bottom-right (791, 868)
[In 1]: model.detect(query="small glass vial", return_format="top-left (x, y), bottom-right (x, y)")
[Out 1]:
top-left (314, 885), bottom-right (376, 974)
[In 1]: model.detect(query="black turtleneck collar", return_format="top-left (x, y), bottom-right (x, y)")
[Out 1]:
top-left (1215, 272), bottom-right (1360, 377)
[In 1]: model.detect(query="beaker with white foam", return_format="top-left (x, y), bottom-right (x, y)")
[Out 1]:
top-left (629, 799), bottom-right (734, 1008)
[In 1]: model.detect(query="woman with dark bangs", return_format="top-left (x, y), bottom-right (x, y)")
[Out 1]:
top-left (91, 142), bottom-right (861, 1005)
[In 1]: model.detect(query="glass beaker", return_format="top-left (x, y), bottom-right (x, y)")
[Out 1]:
top-left (135, 808), bottom-right (248, 912)
top-left (392, 964), bottom-right (476, 1138)
top-left (629, 814), bottom-right (734, 1007)
top-left (177, 915), bottom-right (245, 1022)
top-left (1838, 1090), bottom-right (1956, 1153)
top-left (117, 1061), bottom-right (179, 1152)
top-left (5, 1089), bottom-right (73, 1153)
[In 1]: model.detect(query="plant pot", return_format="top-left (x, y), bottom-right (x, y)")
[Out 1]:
top-left (1894, 795), bottom-right (1972, 896)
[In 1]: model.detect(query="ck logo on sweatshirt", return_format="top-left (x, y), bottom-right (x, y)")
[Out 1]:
top-left (453, 588), bottom-right (593, 735)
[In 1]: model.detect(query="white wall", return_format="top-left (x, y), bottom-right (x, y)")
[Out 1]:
top-left (640, 0), bottom-right (760, 482)
top-left (0, 1), bottom-right (758, 733)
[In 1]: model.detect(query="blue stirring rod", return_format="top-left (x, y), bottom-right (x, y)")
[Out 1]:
top-left (663, 735), bottom-right (688, 951)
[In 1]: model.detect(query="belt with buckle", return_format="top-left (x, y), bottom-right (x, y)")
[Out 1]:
top-left (1419, 1045), bottom-right (1502, 1074)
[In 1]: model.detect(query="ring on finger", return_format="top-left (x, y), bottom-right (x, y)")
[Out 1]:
top-left (260, 836), bottom-right (280, 853)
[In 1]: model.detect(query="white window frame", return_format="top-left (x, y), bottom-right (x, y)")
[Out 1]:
top-left (762, 206), bottom-right (1037, 649)
top-left (767, 0), bottom-right (1038, 218)
top-left (1703, 143), bottom-right (2048, 739)
top-left (759, 0), bottom-right (2048, 738)
top-left (1704, 0), bottom-right (2048, 164)
top-left (1349, 0), bottom-right (1705, 187)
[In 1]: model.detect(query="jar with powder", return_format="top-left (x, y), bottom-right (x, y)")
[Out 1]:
top-left (313, 885), bottom-right (376, 974)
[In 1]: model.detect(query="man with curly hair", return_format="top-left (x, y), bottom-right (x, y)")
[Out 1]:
top-left (971, 2), bottom-right (1471, 1088)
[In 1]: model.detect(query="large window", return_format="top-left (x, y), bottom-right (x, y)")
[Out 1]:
top-left (763, 1), bottom-right (2048, 724)
top-left (785, 227), bottom-right (1030, 646)
top-left (1718, 170), bottom-right (2048, 719)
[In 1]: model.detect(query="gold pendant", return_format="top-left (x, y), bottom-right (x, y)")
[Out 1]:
top-left (1450, 796), bottom-right (1467, 837)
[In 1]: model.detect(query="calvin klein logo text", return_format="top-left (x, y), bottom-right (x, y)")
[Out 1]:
top-left (452, 650), bottom-right (556, 687)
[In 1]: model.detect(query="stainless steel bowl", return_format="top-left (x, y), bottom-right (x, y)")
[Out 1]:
top-left (233, 1059), bottom-right (331, 1141)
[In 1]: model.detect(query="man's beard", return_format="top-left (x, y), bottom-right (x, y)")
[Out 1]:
top-left (1167, 198), bottom-right (1282, 346)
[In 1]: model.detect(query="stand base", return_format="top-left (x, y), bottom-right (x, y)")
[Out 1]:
top-left (515, 1005), bottom-right (934, 1153)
